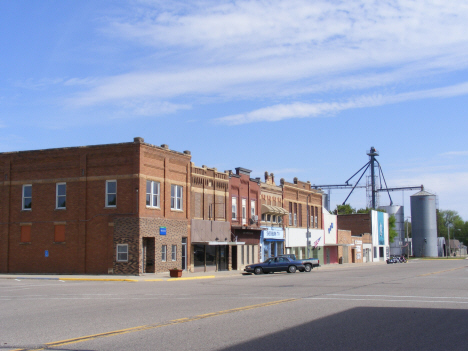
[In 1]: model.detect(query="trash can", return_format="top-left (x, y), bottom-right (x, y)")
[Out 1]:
top-left (339, 257), bottom-right (343, 264)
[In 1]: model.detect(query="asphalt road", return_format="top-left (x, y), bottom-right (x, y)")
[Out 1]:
top-left (1, 260), bottom-right (467, 351)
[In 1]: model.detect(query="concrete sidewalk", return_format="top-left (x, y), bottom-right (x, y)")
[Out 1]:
top-left (0, 261), bottom-right (385, 282)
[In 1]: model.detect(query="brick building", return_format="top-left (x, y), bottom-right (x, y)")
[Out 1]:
top-left (190, 164), bottom-right (232, 272)
top-left (228, 167), bottom-right (261, 270)
top-left (282, 177), bottom-right (324, 262)
top-left (0, 137), bottom-right (191, 275)
top-left (259, 172), bottom-right (287, 261)
top-left (337, 210), bottom-right (389, 262)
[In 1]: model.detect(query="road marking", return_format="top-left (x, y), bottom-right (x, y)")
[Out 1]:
top-left (418, 266), bottom-right (466, 276)
top-left (167, 275), bottom-right (215, 281)
top-left (305, 297), bottom-right (468, 304)
top-left (13, 298), bottom-right (298, 351)
top-left (327, 293), bottom-right (468, 300)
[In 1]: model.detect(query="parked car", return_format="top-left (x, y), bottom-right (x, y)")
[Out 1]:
top-left (244, 256), bottom-right (306, 274)
top-left (278, 254), bottom-right (320, 272)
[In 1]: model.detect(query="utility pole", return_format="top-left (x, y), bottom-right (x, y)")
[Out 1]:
top-left (306, 195), bottom-right (310, 259)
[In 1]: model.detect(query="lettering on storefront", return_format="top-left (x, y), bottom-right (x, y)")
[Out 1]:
top-left (263, 228), bottom-right (283, 240)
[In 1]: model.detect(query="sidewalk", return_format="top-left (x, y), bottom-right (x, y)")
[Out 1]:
top-left (0, 262), bottom-right (385, 282)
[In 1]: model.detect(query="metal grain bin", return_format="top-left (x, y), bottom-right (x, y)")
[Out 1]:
top-left (410, 190), bottom-right (438, 257)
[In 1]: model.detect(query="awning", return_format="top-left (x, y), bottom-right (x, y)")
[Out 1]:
top-left (192, 241), bottom-right (245, 246)
top-left (261, 204), bottom-right (288, 215)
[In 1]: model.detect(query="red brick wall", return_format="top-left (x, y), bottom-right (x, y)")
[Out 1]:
top-left (0, 139), bottom-right (191, 275)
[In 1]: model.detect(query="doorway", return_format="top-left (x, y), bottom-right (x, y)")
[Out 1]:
top-left (142, 237), bottom-right (155, 273)
top-left (182, 237), bottom-right (187, 270)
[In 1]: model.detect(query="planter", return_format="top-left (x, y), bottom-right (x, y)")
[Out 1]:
top-left (169, 269), bottom-right (183, 278)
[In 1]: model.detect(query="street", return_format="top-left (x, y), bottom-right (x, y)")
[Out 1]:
top-left (1, 260), bottom-right (467, 351)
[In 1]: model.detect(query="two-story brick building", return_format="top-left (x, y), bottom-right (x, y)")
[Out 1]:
top-left (228, 167), bottom-right (261, 270)
top-left (190, 164), bottom-right (232, 272)
top-left (282, 177), bottom-right (324, 263)
top-left (0, 137), bottom-right (191, 275)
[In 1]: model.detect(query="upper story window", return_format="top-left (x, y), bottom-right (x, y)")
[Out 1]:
top-left (56, 183), bottom-right (66, 209)
top-left (146, 180), bottom-right (160, 208)
top-left (250, 200), bottom-right (255, 218)
top-left (22, 185), bottom-right (32, 210)
top-left (232, 197), bottom-right (237, 220)
top-left (261, 213), bottom-right (265, 221)
top-left (171, 185), bottom-right (183, 210)
top-left (106, 180), bottom-right (117, 207)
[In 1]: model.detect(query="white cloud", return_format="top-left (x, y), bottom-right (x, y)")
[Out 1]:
top-left (439, 151), bottom-right (468, 157)
top-left (215, 82), bottom-right (468, 125)
top-left (65, 0), bottom-right (468, 112)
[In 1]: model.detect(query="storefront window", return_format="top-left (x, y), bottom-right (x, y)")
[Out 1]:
top-left (193, 244), bottom-right (205, 267)
top-left (206, 246), bottom-right (216, 266)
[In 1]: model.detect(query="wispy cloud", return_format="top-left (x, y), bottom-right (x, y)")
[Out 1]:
top-left (63, 0), bottom-right (468, 115)
top-left (215, 82), bottom-right (468, 125)
top-left (439, 151), bottom-right (468, 157)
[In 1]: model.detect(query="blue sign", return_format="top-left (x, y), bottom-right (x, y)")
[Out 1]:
top-left (45, 250), bottom-right (49, 258)
top-left (378, 212), bottom-right (385, 245)
top-left (160, 227), bottom-right (166, 236)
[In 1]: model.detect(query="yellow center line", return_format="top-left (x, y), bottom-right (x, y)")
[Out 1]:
top-left (418, 266), bottom-right (467, 276)
top-left (15, 298), bottom-right (298, 351)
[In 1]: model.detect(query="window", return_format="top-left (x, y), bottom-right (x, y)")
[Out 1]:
top-left (261, 213), bottom-right (265, 221)
top-left (54, 225), bottom-right (65, 242)
top-left (278, 216), bottom-right (282, 224)
top-left (106, 180), bottom-right (117, 207)
top-left (116, 244), bottom-right (128, 262)
top-left (310, 206), bottom-right (314, 227)
top-left (267, 214), bottom-right (271, 222)
top-left (171, 185), bottom-right (183, 210)
top-left (146, 181), bottom-right (160, 208)
top-left (272, 215), bottom-right (277, 223)
top-left (162, 245), bottom-right (167, 262)
top-left (246, 245), bottom-right (250, 264)
top-left (299, 204), bottom-right (302, 227)
top-left (171, 245), bottom-right (177, 261)
top-left (20, 226), bottom-right (31, 243)
top-left (22, 185), bottom-right (32, 210)
top-left (252, 246), bottom-right (255, 263)
top-left (294, 213), bottom-right (297, 226)
top-left (289, 202), bottom-right (292, 225)
top-left (242, 199), bottom-right (247, 225)
top-left (250, 200), bottom-right (255, 218)
top-left (232, 197), bottom-right (237, 220)
top-left (241, 247), bottom-right (244, 265)
top-left (56, 183), bottom-right (66, 209)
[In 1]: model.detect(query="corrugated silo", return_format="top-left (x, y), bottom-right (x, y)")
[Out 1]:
top-left (379, 205), bottom-right (404, 256)
top-left (410, 189), bottom-right (438, 257)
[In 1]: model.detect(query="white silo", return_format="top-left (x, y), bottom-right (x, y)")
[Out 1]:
top-left (410, 189), bottom-right (438, 257)
top-left (379, 205), bottom-right (404, 256)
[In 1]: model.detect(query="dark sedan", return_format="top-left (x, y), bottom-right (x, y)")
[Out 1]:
top-left (244, 256), bottom-right (306, 274)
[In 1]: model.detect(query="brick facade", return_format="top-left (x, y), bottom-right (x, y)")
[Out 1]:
top-left (0, 138), bottom-right (191, 275)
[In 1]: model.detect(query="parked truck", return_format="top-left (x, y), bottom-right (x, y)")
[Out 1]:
top-left (279, 254), bottom-right (320, 272)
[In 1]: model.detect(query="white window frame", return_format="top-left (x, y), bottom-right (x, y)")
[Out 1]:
top-left (289, 213), bottom-right (292, 225)
top-left (162, 245), bottom-right (167, 262)
top-left (242, 199), bottom-right (247, 225)
top-left (146, 180), bottom-right (160, 208)
top-left (116, 244), bottom-right (128, 262)
top-left (171, 185), bottom-right (183, 210)
top-left (315, 216), bottom-right (318, 228)
top-left (272, 215), bottom-right (277, 223)
top-left (171, 245), bottom-right (177, 261)
top-left (261, 213), bottom-right (265, 221)
top-left (22, 184), bottom-right (32, 211)
top-left (294, 213), bottom-right (297, 226)
top-left (232, 197), bottom-right (237, 220)
top-left (250, 200), bottom-right (255, 218)
top-left (56, 183), bottom-right (66, 209)
top-left (106, 180), bottom-right (117, 208)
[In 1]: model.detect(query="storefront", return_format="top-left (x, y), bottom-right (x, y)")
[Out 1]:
top-left (231, 227), bottom-right (262, 270)
top-left (260, 227), bottom-right (285, 261)
top-left (191, 219), bottom-right (244, 272)
top-left (285, 227), bottom-right (324, 261)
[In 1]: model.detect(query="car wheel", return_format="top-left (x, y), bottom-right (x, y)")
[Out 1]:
top-left (304, 264), bottom-right (312, 272)
top-left (287, 265), bottom-right (297, 273)
top-left (254, 267), bottom-right (263, 275)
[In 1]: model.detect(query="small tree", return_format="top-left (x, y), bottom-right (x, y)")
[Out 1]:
top-left (334, 204), bottom-right (356, 215)
top-left (388, 215), bottom-right (398, 243)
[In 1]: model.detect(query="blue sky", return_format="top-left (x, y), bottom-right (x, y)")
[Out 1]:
top-left (2, 0), bottom-right (468, 220)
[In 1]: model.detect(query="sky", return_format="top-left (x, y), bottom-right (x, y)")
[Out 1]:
top-left (1, 0), bottom-right (468, 220)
